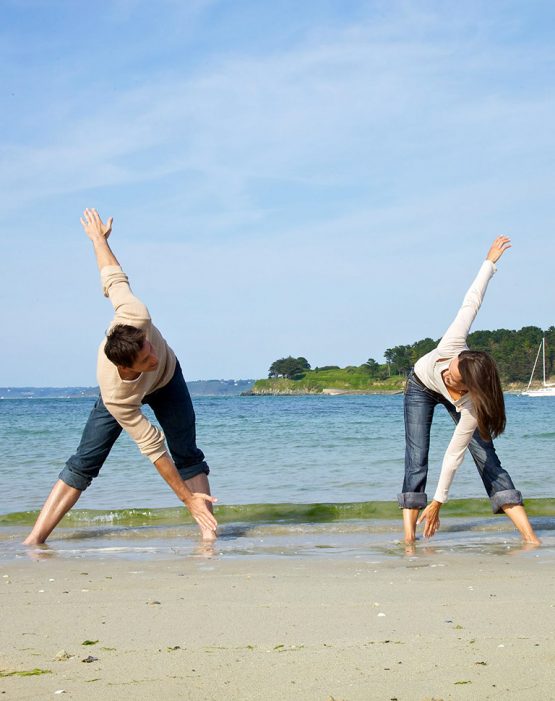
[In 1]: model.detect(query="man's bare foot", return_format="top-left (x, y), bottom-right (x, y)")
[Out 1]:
top-left (23, 535), bottom-right (45, 546)
top-left (23, 544), bottom-right (54, 561)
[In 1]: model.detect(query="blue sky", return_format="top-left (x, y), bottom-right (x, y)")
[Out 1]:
top-left (2, 0), bottom-right (554, 385)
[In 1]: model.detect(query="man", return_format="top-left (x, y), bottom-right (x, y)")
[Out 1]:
top-left (24, 209), bottom-right (217, 544)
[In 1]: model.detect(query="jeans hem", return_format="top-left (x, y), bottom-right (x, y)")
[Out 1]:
top-left (58, 466), bottom-right (91, 491)
top-left (176, 460), bottom-right (210, 481)
top-left (397, 492), bottom-right (428, 509)
top-left (490, 489), bottom-right (523, 514)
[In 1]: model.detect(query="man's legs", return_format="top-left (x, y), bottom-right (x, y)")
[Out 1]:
top-left (145, 360), bottom-right (214, 539)
top-left (24, 396), bottom-right (122, 545)
top-left (398, 373), bottom-right (438, 544)
top-left (23, 481), bottom-right (82, 545)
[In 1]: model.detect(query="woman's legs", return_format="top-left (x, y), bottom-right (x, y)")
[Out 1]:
top-left (501, 504), bottom-right (540, 544)
top-left (402, 508), bottom-right (420, 545)
top-left (444, 407), bottom-right (540, 544)
top-left (399, 374), bottom-right (438, 543)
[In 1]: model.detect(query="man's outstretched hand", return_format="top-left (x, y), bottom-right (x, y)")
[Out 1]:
top-left (80, 208), bottom-right (113, 242)
top-left (183, 492), bottom-right (218, 532)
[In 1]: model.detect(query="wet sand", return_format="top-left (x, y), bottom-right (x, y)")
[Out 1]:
top-left (1, 548), bottom-right (554, 700)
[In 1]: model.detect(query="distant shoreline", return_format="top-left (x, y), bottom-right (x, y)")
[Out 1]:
top-left (244, 382), bottom-right (530, 397)
top-left (242, 387), bottom-right (404, 396)
top-left (0, 379), bottom-right (255, 399)
top-left (1, 381), bottom-right (531, 399)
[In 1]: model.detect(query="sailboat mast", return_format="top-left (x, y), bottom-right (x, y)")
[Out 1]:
top-left (525, 341), bottom-right (542, 392)
top-left (543, 337), bottom-right (546, 386)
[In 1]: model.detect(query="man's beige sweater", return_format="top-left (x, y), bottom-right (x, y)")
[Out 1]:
top-left (97, 265), bottom-right (176, 463)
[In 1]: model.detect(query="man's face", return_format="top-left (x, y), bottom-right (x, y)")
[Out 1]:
top-left (129, 340), bottom-right (159, 373)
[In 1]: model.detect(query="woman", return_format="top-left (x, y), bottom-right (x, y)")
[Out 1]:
top-left (398, 236), bottom-right (540, 545)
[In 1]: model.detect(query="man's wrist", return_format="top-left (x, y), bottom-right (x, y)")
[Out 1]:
top-left (181, 489), bottom-right (194, 506)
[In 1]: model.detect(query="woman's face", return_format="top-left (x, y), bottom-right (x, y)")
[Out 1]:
top-left (444, 355), bottom-right (466, 391)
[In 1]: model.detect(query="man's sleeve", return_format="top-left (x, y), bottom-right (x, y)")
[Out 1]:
top-left (101, 265), bottom-right (151, 327)
top-left (104, 400), bottom-right (168, 463)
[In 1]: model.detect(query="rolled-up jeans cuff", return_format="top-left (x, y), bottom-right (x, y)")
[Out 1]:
top-left (397, 492), bottom-right (428, 509)
top-left (58, 465), bottom-right (92, 491)
top-left (177, 460), bottom-right (210, 481)
top-left (490, 489), bottom-right (523, 514)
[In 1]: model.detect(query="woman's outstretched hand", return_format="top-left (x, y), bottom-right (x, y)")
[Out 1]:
top-left (417, 500), bottom-right (442, 538)
top-left (486, 235), bottom-right (511, 264)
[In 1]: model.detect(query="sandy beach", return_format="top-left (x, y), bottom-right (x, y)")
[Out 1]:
top-left (1, 548), bottom-right (554, 700)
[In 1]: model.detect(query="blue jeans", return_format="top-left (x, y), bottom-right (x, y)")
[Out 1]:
top-left (59, 360), bottom-right (209, 491)
top-left (398, 370), bottom-right (523, 514)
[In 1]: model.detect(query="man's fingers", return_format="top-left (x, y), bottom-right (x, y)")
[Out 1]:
top-left (194, 493), bottom-right (218, 504)
top-left (189, 495), bottom-right (218, 530)
top-left (196, 514), bottom-right (217, 530)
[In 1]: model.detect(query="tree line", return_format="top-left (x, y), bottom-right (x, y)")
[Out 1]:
top-left (268, 326), bottom-right (555, 383)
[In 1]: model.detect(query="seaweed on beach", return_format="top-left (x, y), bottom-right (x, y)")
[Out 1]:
top-left (0, 668), bottom-right (52, 677)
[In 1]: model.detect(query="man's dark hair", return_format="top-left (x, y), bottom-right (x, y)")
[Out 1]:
top-left (104, 324), bottom-right (146, 368)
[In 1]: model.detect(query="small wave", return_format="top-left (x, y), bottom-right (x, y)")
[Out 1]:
top-left (2, 498), bottom-right (555, 527)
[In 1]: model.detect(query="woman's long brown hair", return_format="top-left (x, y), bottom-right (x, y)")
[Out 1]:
top-left (458, 350), bottom-right (506, 441)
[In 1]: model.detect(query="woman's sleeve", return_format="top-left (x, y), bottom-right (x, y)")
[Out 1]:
top-left (436, 260), bottom-right (496, 357)
top-left (433, 408), bottom-right (477, 503)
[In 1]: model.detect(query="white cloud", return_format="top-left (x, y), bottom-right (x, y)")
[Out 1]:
top-left (3, 4), bottom-right (553, 213)
top-left (1, 1), bottom-right (554, 383)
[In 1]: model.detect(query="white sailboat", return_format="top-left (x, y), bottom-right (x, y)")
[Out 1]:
top-left (521, 337), bottom-right (555, 397)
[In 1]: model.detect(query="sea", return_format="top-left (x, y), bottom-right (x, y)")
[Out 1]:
top-left (1, 393), bottom-right (554, 561)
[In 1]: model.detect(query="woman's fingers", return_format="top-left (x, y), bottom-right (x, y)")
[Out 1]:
top-left (487, 235), bottom-right (512, 263)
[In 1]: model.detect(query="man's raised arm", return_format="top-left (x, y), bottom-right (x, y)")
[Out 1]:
top-left (81, 208), bottom-right (149, 322)
top-left (80, 208), bottom-right (118, 271)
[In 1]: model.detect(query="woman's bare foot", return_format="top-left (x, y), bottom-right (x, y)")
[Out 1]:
top-left (402, 508), bottom-right (419, 546)
top-left (502, 505), bottom-right (540, 546)
top-left (522, 535), bottom-right (541, 546)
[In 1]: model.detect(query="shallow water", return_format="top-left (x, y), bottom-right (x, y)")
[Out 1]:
top-left (1, 394), bottom-right (554, 561)
top-left (2, 514), bottom-right (555, 563)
